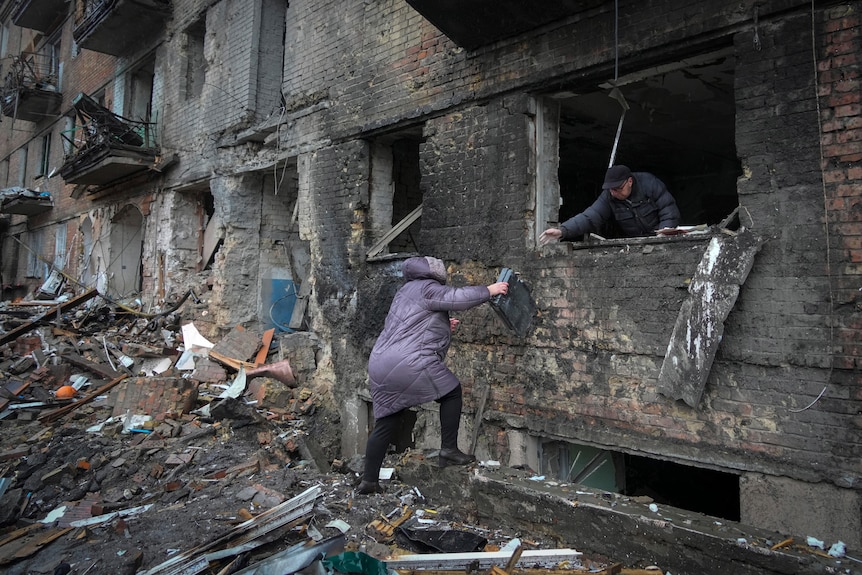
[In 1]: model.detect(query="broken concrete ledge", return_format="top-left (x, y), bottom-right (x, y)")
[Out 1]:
top-left (397, 456), bottom-right (853, 575)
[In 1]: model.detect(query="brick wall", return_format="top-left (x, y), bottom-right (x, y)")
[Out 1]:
top-left (294, 0), bottom-right (860, 510)
top-left (420, 97), bottom-right (534, 264)
top-left (817, 3), bottom-right (862, 372)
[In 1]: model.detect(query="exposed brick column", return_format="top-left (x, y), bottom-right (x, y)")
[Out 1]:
top-left (817, 2), bottom-right (862, 371)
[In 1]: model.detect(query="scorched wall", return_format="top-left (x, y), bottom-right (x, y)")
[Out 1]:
top-left (271, 0), bottom-right (861, 548)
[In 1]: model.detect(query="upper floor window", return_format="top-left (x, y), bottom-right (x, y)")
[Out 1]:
top-left (184, 18), bottom-right (206, 101)
top-left (37, 132), bottom-right (52, 177)
top-left (535, 48), bottom-right (740, 245)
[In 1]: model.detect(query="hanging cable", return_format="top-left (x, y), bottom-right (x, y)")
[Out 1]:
top-left (614, 0), bottom-right (619, 81)
top-left (789, 0), bottom-right (833, 413)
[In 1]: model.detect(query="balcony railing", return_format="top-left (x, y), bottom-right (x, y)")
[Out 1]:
top-left (59, 93), bottom-right (160, 186)
top-left (0, 52), bottom-right (63, 122)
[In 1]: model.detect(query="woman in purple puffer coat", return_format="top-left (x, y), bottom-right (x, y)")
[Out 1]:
top-left (358, 256), bottom-right (509, 494)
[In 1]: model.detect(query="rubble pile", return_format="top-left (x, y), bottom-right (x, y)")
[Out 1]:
top-left (0, 293), bottom-right (624, 575)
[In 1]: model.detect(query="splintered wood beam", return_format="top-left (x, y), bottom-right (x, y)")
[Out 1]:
top-left (0, 288), bottom-right (99, 347)
top-left (366, 204), bottom-right (422, 258)
top-left (61, 353), bottom-right (122, 380)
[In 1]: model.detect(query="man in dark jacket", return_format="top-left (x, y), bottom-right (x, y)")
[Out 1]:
top-left (358, 256), bottom-right (509, 494)
top-left (540, 165), bottom-right (680, 243)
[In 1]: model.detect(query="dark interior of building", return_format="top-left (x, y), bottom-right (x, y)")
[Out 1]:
top-left (553, 49), bottom-right (741, 238)
top-left (623, 453), bottom-right (742, 521)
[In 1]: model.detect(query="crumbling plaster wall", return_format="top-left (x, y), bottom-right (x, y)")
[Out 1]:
top-left (266, 0), bottom-right (861, 547)
top-left (208, 174), bottom-right (264, 330)
top-left (141, 190), bottom-right (206, 304)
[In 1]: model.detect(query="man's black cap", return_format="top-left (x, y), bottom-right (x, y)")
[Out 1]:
top-left (602, 165), bottom-right (632, 190)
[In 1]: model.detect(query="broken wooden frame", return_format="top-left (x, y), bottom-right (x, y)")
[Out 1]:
top-left (367, 204), bottom-right (423, 260)
top-left (385, 548), bottom-right (583, 570)
top-left (0, 288), bottom-right (99, 347)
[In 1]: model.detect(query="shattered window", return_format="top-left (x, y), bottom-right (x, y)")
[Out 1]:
top-left (367, 130), bottom-right (424, 260)
top-left (541, 48), bottom-right (740, 241)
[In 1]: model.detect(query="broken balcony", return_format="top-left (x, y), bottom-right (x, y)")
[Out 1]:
top-left (59, 93), bottom-right (159, 187)
top-left (0, 52), bottom-right (62, 123)
top-left (72, 0), bottom-right (170, 57)
top-left (11, 0), bottom-right (69, 32)
top-left (0, 187), bottom-right (53, 216)
top-left (405, 0), bottom-right (604, 51)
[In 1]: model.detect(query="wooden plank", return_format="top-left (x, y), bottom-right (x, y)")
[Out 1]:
top-left (0, 523), bottom-right (42, 547)
top-left (0, 527), bottom-right (72, 564)
top-left (288, 280), bottom-right (312, 330)
top-left (366, 204), bottom-right (422, 258)
top-left (208, 350), bottom-right (254, 371)
top-left (395, 569), bottom-right (649, 575)
top-left (0, 380), bottom-right (30, 411)
top-left (61, 353), bottom-right (122, 380)
top-left (0, 288), bottom-right (99, 347)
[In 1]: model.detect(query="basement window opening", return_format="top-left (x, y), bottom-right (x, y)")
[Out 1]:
top-left (367, 128), bottom-right (424, 261)
top-left (539, 439), bottom-right (740, 521)
top-left (538, 48), bottom-right (742, 243)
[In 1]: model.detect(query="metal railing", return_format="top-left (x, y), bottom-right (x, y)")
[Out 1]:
top-left (59, 92), bottom-right (160, 168)
top-left (1, 52), bottom-right (59, 94)
top-left (76, 0), bottom-right (115, 24)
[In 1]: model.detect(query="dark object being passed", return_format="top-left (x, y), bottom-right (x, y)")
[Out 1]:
top-left (396, 526), bottom-right (488, 553)
top-left (489, 268), bottom-right (537, 337)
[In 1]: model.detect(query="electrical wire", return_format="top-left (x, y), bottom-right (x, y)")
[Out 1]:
top-left (268, 281), bottom-right (298, 333)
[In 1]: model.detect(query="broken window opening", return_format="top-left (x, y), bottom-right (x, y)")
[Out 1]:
top-left (538, 439), bottom-right (740, 521)
top-left (260, 162), bottom-right (305, 332)
top-left (184, 18), bottom-right (206, 101)
top-left (37, 132), bottom-right (52, 177)
top-left (176, 181), bottom-right (219, 273)
top-left (127, 55), bottom-right (155, 126)
top-left (539, 48), bottom-right (741, 242)
top-left (367, 129), bottom-right (424, 260)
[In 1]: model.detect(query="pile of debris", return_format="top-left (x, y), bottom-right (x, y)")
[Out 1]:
top-left (0, 290), bottom-right (632, 575)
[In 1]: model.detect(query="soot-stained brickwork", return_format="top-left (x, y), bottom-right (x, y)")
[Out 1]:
top-left (0, 0), bottom-right (857, 554)
top-left (290, 0), bottom-right (861, 547)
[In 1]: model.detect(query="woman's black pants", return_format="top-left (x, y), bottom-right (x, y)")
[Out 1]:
top-left (362, 385), bottom-right (462, 482)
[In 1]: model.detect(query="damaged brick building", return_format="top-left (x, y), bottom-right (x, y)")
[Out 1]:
top-left (0, 0), bottom-right (859, 563)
